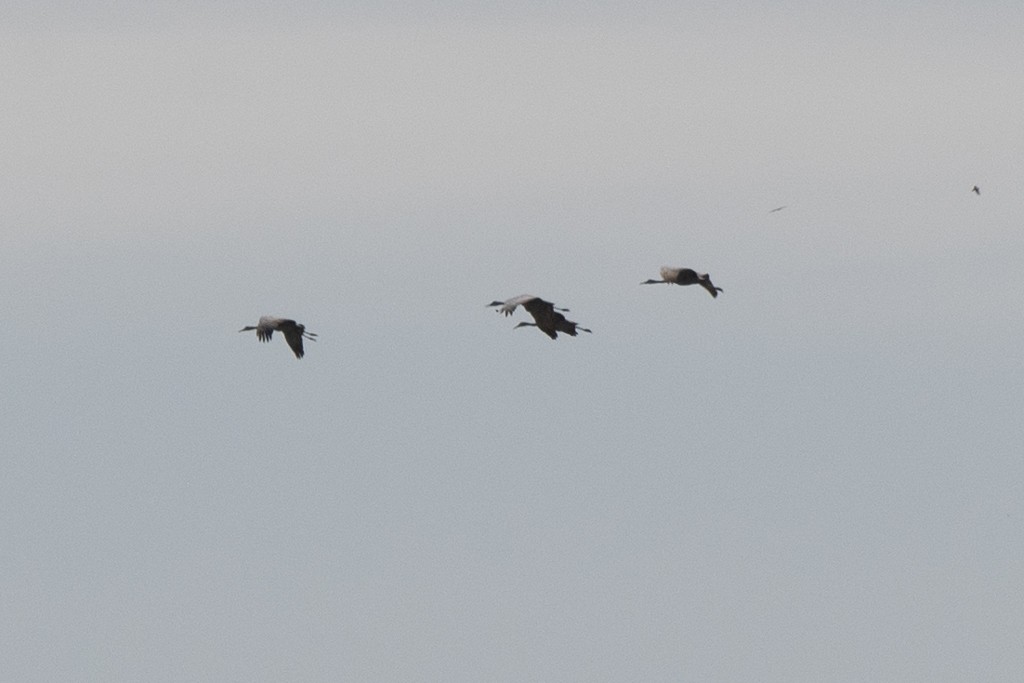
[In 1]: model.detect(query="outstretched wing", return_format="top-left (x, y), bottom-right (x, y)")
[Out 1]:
top-left (698, 274), bottom-right (721, 298)
top-left (521, 297), bottom-right (557, 317)
top-left (537, 323), bottom-right (558, 340)
top-left (281, 328), bottom-right (306, 359)
top-left (255, 316), bottom-right (278, 342)
top-left (521, 299), bottom-right (560, 338)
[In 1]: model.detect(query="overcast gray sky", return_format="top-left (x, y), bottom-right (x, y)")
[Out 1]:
top-left (2, 3), bottom-right (1023, 681)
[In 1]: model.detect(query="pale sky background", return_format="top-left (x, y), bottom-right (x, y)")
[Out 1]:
top-left (2, 2), bottom-right (1023, 681)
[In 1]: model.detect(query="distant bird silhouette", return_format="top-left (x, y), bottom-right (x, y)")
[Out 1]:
top-left (239, 316), bottom-right (317, 359)
top-left (487, 294), bottom-right (569, 317)
top-left (768, 205), bottom-right (787, 213)
top-left (488, 295), bottom-right (590, 339)
top-left (641, 267), bottom-right (722, 298)
top-left (972, 185), bottom-right (981, 195)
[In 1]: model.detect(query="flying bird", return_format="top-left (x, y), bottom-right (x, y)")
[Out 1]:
top-left (487, 294), bottom-right (569, 317)
top-left (488, 295), bottom-right (591, 339)
top-left (972, 185), bottom-right (981, 195)
top-left (641, 266), bottom-right (723, 298)
top-left (239, 316), bottom-right (317, 359)
top-left (768, 205), bottom-right (787, 213)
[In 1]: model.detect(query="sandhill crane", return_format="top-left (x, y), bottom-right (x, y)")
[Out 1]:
top-left (239, 316), bottom-right (317, 359)
top-left (972, 185), bottom-right (981, 195)
top-left (487, 294), bottom-right (569, 317)
top-left (488, 295), bottom-right (591, 340)
top-left (641, 266), bottom-right (723, 298)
